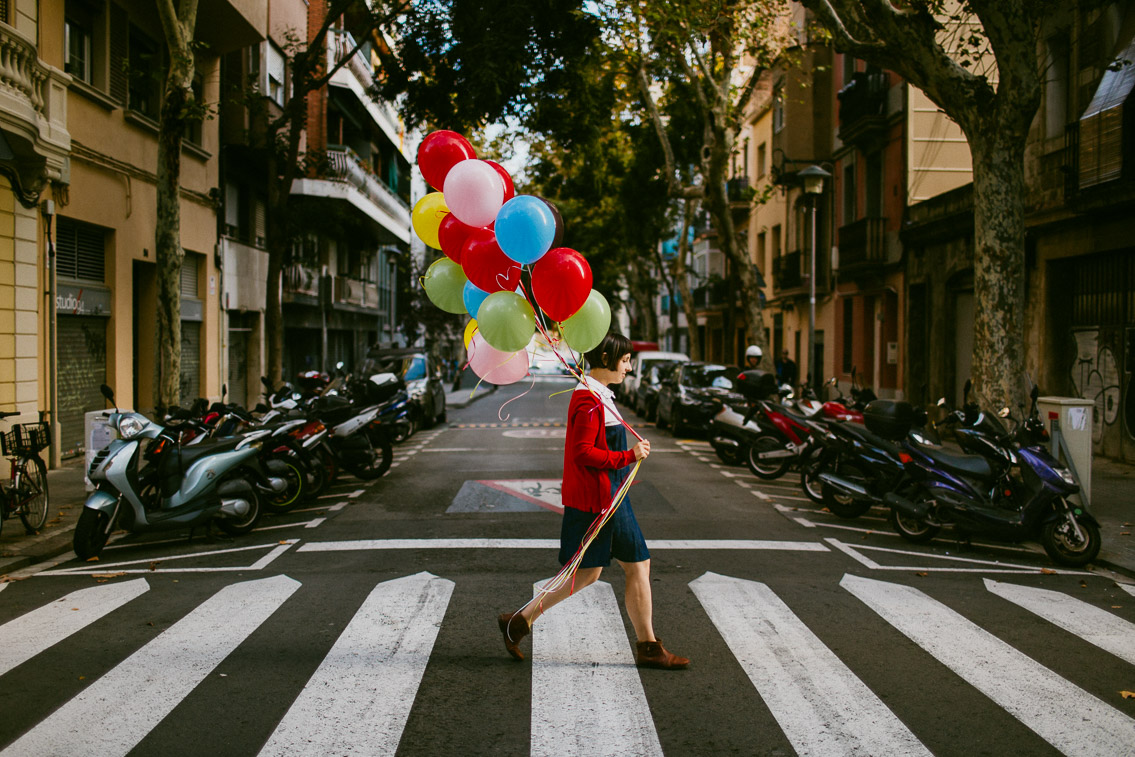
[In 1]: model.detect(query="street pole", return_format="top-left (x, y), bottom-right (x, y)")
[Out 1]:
top-left (799, 165), bottom-right (830, 392)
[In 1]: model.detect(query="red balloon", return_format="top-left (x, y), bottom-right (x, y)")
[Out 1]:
top-left (484, 160), bottom-right (516, 203)
top-left (532, 247), bottom-right (592, 322)
top-left (418, 131), bottom-right (476, 191)
top-left (461, 228), bottom-right (523, 293)
top-left (438, 214), bottom-right (479, 264)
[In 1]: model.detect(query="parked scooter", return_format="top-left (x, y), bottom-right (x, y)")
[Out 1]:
top-left (76, 385), bottom-right (276, 559)
top-left (878, 388), bottom-right (1101, 567)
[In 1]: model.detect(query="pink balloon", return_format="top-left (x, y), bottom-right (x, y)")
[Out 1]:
top-left (444, 160), bottom-right (506, 227)
top-left (467, 333), bottom-right (529, 385)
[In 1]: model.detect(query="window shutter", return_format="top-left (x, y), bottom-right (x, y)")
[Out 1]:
top-left (108, 3), bottom-right (129, 104)
top-left (254, 198), bottom-right (267, 247)
top-left (56, 217), bottom-right (106, 283)
top-left (180, 255), bottom-right (200, 298)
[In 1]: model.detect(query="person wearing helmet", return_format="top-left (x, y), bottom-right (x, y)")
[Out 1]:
top-left (745, 344), bottom-right (763, 369)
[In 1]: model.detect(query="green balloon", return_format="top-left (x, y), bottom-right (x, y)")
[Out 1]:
top-left (561, 289), bottom-right (611, 353)
top-left (423, 258), bottom-right (468, 314)
top-left (477, 291), bottom-right (536, 352)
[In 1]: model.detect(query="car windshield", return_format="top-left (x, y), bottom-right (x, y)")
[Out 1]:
top-left (365, 355), bottom-right (426, 381)
top-left (684, 365), bottom-right (735, 389)
top-left (646, 361), bottom-right (677, 383)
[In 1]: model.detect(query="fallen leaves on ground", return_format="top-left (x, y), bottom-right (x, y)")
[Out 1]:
top-left (1040, 568), bottom-right (1057, 575)
top-left (1121, 691), bottom-right (1135, 700)
top-left (91, 572), bottom-right (126, 579)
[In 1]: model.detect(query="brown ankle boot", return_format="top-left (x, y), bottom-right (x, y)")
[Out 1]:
top-left (636, 639), bottom-right (689, 670)
top-left (498, 612), bottom-right (530, 661)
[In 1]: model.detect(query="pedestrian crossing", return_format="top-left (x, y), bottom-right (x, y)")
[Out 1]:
top-left (1, 572), bottom-right (1133, 755)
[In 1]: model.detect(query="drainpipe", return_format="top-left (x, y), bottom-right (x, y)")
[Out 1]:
top-left (41, 199), bottom-right (59, 469)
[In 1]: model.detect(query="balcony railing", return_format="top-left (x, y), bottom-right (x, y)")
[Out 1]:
top-left (328, 29), bottom-right (377, 89)
top-left (334, 275), bottom-right (380, 308)
top-left (774, 251), bottom-right (804, 292)
top-left (324, 146), bottom-right (410, 220)
top-left (727, 176), bottom-right (751, 203)
top-left (838, 72), bottom-right (888, 146)
top-left (284, 263), bottom-right (319, 297)
top-left (838, 217), bottom-right (886, 270)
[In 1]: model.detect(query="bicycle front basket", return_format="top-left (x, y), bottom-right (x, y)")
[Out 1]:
top-left (1, 423), bottom-right (51, 456)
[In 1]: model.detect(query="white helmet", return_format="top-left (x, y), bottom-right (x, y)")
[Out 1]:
top-left (745, 345), bottom-right (763, 361)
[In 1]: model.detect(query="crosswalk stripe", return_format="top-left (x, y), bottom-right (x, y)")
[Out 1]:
top-left (297, 539), bottom-right (828, 552)
top-left (0, 579), bottom-right (150, 677)
top-left (690, 572), bottom-right (931, 756)
top-left (531, 580), bottom-right (663, 757)
top-left (1, 575), bottom-right (300, 757)
top-left (985, 579), bottom-right (1135, 665)
top-left (258, 572), bottom-right (454, 756)
top-left (841, 573), bottom-right (1135, 756)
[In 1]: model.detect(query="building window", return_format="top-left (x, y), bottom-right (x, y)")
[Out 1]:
top-left (184, 75), bottom-right (205, 145)
top-left (865, 151), bottom-right (883, 218)
top-left (128, 25), bottom-right (161, 120)
top-left (771, 224), bottom-right (782, 258)
top-left (757, 142), bottom-right (767, 178)
top-left (65, 14), bottom-right (93, 83)
top-left (56, 218), bottom-right (107, 283)
top-left (757, 231), bottom-right (767, 267)
top-left (842, 157), bottom-right (857, 225)
top-left (842, 298), bottom-right (854, 373)
top-left (266, 42), bottom-right (286, 106)
top-left (772, 81), bottom-right (785, 133)
top-left (1044, 32), bottom-right (1071, 139)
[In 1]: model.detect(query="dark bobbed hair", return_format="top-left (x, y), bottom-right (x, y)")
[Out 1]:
top-left (584, 332), bottom-right (633, 371)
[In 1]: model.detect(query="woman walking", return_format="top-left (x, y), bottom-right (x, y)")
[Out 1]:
top-left (497, 332), bottom-right (688, 670)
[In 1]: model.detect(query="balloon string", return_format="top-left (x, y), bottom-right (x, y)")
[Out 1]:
top-left (498, 370), bottom-right (537, 422)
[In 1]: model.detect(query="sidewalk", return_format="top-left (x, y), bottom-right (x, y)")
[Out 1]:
top-left (3, 431), bottom-right (1133, 581)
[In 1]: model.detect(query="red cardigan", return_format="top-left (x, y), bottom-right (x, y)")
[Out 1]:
top-left (561, 390), bottom-right (636, 513)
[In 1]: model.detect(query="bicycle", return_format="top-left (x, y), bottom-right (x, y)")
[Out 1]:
top-left (0, 412), bottom-right (51, 536)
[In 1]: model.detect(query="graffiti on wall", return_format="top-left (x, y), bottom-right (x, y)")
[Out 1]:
top-left (1070, 330), bottom-right (1121, 444)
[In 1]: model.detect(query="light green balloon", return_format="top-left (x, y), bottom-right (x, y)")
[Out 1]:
top-left (477, 290), bottom-right (536, 352)
top-left (423, 258), bottom-right (468, 314)
top-left (561, 289), bottom-right (611, 353)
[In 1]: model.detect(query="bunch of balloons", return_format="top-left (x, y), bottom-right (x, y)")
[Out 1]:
top-left (415, 130), bottom-right (612, 385)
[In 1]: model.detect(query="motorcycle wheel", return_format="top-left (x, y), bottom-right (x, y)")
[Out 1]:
top-left (888, 486), bottom-right (940, 543)
top-left (216, 480), bottom-right (262, 535)
top-left (393, 415), bottom-right (417, 444)
top-left (342, 430), bottom-right (393, 480)
top-left (714, 446), bottom-right (743, 466)
top-left (262, 457), bottom-right (305, 513)
top-left (1041, 509), bottom-right (1101, 566)
top-left (302, 455), bottom-right (329, 500)
top-left (746, 434), bottom-right (792, 479)
top-left (801, 457), bottom-right (827, 504)
top-left (821, 460), bottom-right (873, 518)
top-left (74, 508), bottom-right (112, 560)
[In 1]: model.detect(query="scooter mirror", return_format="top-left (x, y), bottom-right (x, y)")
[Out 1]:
top-left (963, 378), bottom-right (972, 400)
top-left (221, 383), bottom-right (227, 400)
top-left (998, 406), bottom-right (1011, 418)
top-left (937, 397), bottom-right (947, 407)
top-left (261, 376), bottom-right (273, 389)
top-left (100, 383), bottom-right (115, 402)
top-left (1030, 385), bottom-right (1039, 402)
top-left (336, 361), bottom-right (345, 371)
top-left (827, 377), bottom-right (837, 386)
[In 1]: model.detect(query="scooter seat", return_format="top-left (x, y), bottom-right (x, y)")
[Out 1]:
top-left (831, 420), bottom-right (901, 455)
top-left (910, 440), bottom-right (994, 480)
top-left (161, 437), bottom-right (246, 474)
top-left (770, 403), bottom-right (814, 426)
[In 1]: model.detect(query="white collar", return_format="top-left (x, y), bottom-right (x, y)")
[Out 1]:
top-left (576, 375), bottom-right (623, 426)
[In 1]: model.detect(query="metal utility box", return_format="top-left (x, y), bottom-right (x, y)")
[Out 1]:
top-left (84, 411), bottom-right (118, 491)
top-left (1037, 397), bottom-right (1093, 505)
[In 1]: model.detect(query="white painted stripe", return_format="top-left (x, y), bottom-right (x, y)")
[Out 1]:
top-left (531, 580), bottom-right (663, 757)
top-left (842, 573), bottom-right (1135, 755)
top-left (1121, 584), bottom-right (1135, 599)
top-left (750, 490), bottom-right (770, 500)
top-left (297, 539), bottom-right (828, 552)
top-left (304, 518), bottom-right (326, 529)
top-left (0, 579), bottom-right (149, 676)
top-left (828, 539), bottom-right (1090, 574)
top-left (258, 572), bottom-right (453, 757)
top-left (794, 517), bottom-right (816, 528)
top-left (327, 502), bottom-right (347, 512)
top-left (254, 519), bottom-right (321, 532)
top-left (771, 494), bottom-right (817, 503)
top-left (691, 572), bottom-right (930, 756)
top-left (2, 575), bottom-right (300, 757)
top-left (733, 480), bottom-right (754, 488)
top-left (0, 583), bottom-right (7, 596)
top-left (985, 579), bottom-right (1135, 665)
top-left (43, 542), bottom-right (297, 575)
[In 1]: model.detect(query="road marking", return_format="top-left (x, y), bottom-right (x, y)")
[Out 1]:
top-left (2, 575), bottom-right (300, 757)
top-left (827, 539), bottom-right (1090, 575)
top-left (532, 580), bottom-right (663, 757)
top-left (305, 518), bottom-right (326, 529)
top-left (733, 480), bottom-right (754, 488)
top-left (750, 490), bottom-right (770, 500)
top-left (842, 573), bottom-right (1135, 755)
top-left (255, 519), bottom-right (322, 532)
top-left (258, 572), bottom-right (453, 757)
top-left (327, 502), bottom-right (347, 512)
top-left (0, 579), bottom-right (150, 677)
top-left (1121, 584), bottom-right (1135, 598)
top-left (691, 572), bottom-right (931, 756)
top-left (298, 539), bottom-right (829, 552)
top-left (39, 541), bottom-right (299, 576)
top-left (985, 579), bottom-right (1135, 665)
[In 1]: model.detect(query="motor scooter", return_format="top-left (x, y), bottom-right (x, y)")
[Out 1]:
top-left (76, 385), bottom-right (278, 560)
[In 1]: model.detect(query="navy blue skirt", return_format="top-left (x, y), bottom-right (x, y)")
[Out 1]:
top-left (558, 425), bottom-right (650, 568)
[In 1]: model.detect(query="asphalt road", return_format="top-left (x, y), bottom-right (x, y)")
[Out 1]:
top-left (1, 376), bottom-right (1134, 756)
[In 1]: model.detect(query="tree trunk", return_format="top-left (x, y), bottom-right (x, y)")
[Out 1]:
top-left (676, 200), bottom-right (701, 360)
top-left (626, 256), bottom-right (658, 343)
top-left (154, 30), bottom-right (196, 410)
top-left (968, 127), bottom-right (1028, 413)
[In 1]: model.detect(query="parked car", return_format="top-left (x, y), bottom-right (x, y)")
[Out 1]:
top-left (622, 350), bottom-right (689, 409)
top-left (634, 361), bottom-right (680, 422)
top-left (360, 348), bottom-right (447, 438)
top-left (656, 362), bottom-right (742, 435)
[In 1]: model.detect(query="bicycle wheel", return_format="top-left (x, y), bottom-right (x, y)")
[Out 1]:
top-left (18, 456), bottom-right (49, 532)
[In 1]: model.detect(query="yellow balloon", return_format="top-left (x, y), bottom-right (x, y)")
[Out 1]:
top-left (412, 192), bottom-right (449, 250)
top-left (464, 319), bottom-right (478, 351)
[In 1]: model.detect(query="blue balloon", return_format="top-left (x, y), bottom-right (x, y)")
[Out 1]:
top-left (494, 195), bottom-right (557, 265)
top-left (463, 281), bottom-right (490, 318)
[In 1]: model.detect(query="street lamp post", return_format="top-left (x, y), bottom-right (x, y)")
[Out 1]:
top-left (799, 165), bottom-right (830, 391)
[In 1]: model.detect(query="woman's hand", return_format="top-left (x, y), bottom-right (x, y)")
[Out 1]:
top-left (633, 439), bottom-right (651, 461)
